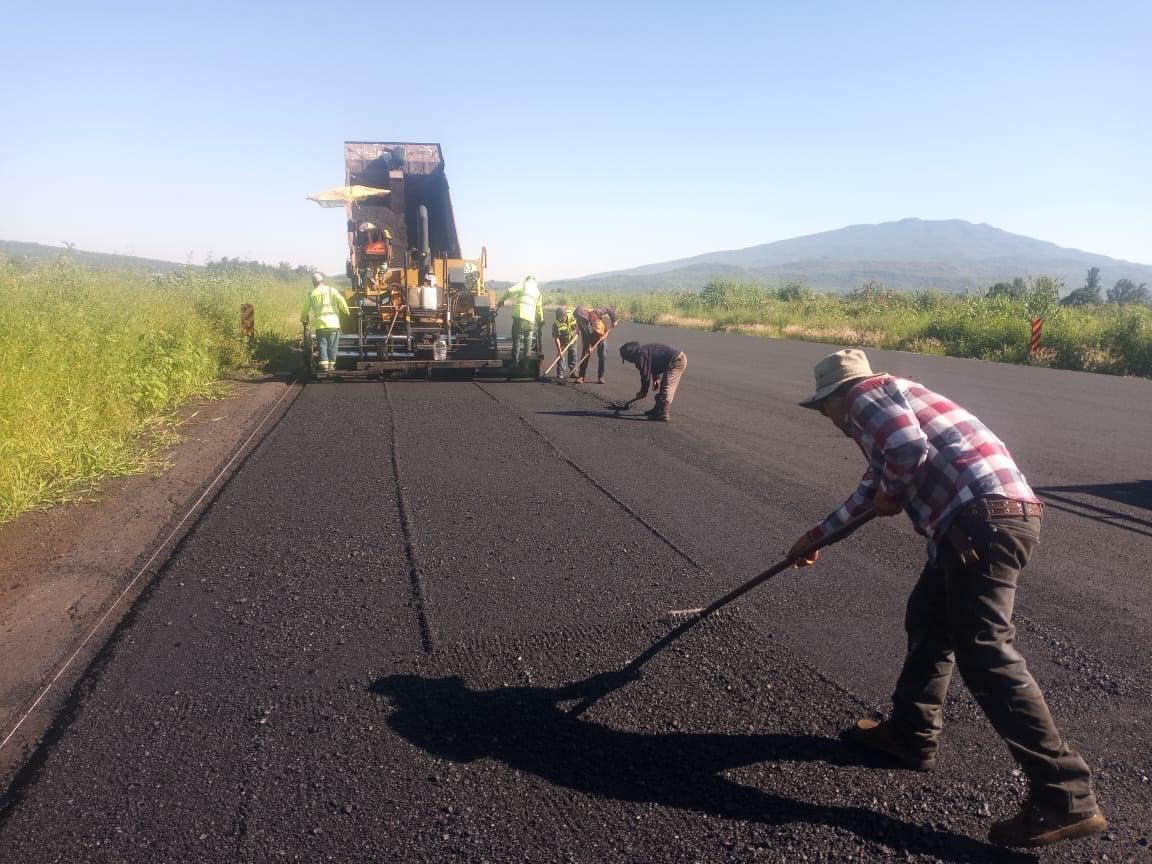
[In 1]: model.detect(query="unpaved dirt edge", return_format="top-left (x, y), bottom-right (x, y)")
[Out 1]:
top-left (0, 375), bottom-right (303, 788)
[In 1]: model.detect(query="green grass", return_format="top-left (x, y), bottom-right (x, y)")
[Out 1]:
top-left (0, 257), bottom-right (308, 523)
top-left (551, 278), bottom-right (1152, 378)
top-left (7, 264), bottom-right (1148, 526)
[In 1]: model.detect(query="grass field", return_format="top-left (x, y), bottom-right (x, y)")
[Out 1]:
top-left (4, 263), bottom-right (1149, 526)
top-left (0, 257), bottom-right (307, 523)
top-left (555, 279), bottom-right (1152, 378)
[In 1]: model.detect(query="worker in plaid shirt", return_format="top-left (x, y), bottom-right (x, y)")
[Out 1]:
top-left (790, 349), bottom-right (1105, 849)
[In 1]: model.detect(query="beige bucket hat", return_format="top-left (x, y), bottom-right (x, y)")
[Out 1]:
top-left (799, 348), bottom-right (884, 409)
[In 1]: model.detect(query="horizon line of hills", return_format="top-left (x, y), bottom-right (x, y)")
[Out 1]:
top-left (4, 218), bottom-right (1150, 296)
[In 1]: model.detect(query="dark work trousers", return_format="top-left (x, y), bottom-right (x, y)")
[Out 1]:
top-left (510, 317), bottom-right (536, 364)
top-left (577, 325), bottom-right (607, 380)
top-left (655, 351), bottom-right (688, 406)
top-left (890, 508), bottom-right (1097, 817)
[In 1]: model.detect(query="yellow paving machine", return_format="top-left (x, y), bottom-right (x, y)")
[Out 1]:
top-left (306, 141), bottom-right (536, 377)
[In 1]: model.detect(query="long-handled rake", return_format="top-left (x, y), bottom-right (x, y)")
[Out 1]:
top-left (539, 332), bottom-right (580, 380)
top-left (567, 323), bottom-right (616, 380)
top-left (664, 509), bottom-right (877, 623)
top-left (567, 508), bottom-right (876, 718)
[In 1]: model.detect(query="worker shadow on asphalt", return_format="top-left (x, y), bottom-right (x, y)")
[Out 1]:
top-left (535, 410), bottom-right (648, 420)
top-left (1036, 481), bottom-right (1152, 539)
top-left (370, 673), bottom-right (1033, 863)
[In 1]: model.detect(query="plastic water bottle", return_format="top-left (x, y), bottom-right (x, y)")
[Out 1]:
top-left (433, 335), bottom-right (447, 361)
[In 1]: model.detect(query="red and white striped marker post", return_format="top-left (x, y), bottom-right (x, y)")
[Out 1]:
top-left (1029, 317), bottom-right (1043, 358)
top-left (240, 304), bottom-right (255, 341)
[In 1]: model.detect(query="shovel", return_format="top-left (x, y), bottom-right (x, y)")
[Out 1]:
top-left (608, 397), bottom-right (643, 414)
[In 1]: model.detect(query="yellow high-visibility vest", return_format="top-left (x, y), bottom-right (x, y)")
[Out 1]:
top-left (301, 285), bottom-right (349, 330)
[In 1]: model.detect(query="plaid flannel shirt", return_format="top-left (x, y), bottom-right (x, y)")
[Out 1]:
top-left (808, 375), bottom-right (1039, 552)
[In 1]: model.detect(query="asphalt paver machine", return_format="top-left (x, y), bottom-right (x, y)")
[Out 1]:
top-left (306, 141), bottom-right (538, 378)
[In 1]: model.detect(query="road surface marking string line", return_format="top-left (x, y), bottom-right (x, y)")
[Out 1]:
top-left (381, 380), bottom-right (434, 653)
top-left (0, 377), bottom-right (304, 754)
top-left (472, 381), bottom-right (711, 575)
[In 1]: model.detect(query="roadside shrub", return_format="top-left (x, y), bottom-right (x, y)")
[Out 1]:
top-left (776, 281), bottom-right (813, 302)
top-left (0, 258), bottom-right (308, 523)
top-left (565, 275), bottom-right (1152, 379)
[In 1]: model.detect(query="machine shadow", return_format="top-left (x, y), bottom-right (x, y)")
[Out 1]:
top-left (370, 672), bottom-right (1032, 863)
top-left (1038, 480), bottom-right (1152, 512)
top-left (1037, 480), bottom-right (1152, 538)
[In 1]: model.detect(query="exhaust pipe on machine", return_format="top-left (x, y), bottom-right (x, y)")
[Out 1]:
top-left (417, 205), bottom-right (430, 273)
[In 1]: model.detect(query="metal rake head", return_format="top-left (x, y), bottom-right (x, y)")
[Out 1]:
top-left (664, 607), bottom-right (704, 623)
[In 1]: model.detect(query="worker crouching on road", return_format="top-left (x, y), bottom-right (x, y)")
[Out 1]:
top-left (301, 272), bottom-right (350, 375)
top-left (573, 305), bottom-right (618, 384)
top-left (618, 341), bottom-right (687, 422)
top-left (498, 275), bottom-right (544, 369)
top-left (790, 348), bottom-right (1105, 849)
top-left (552, 306), bottom-right (579, 380)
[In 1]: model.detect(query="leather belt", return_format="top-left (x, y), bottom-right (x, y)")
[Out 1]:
top-left (942, 498), bottom-right (1042, 566)
top-left (964, 497), bottom-right (1044, 520)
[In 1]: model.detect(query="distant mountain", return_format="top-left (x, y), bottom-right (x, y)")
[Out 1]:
top-left (551, 219), bottom-right (1152, 295)
top-left (0, 239), bottom-right (182, 272)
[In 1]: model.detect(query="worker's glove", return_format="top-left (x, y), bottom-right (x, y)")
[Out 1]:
top-left (651, 380), bottom-right (661, 391)
top-left (873, 490), bottom-right (903, 517)
top-left (787, 532), bottom-right (820, 568)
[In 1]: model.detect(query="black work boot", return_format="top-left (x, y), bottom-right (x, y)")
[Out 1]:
top-left (645, 404), bottom-right (670, 422)
top-left (842, 718), bottom-right (936, 771)
top-left (988, 798), bottom-right (1107, 847)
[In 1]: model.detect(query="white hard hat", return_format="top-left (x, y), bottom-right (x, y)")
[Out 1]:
top-left (312, 272), bottom-right (324, 285)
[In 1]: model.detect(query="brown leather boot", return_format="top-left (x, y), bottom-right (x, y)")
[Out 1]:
top-left (842, 718), bottom-right (936, 771)
top-left (988, 799), bottom-right (1107, 847)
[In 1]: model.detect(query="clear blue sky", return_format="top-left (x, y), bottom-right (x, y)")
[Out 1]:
top-left (2, 0), bottom-right (1149, 281)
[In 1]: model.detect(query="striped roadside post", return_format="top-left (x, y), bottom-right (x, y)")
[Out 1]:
top-left (1029, 317), bottom-right (1043, 358)
top-left (240, 304), bottom-right (255, 340)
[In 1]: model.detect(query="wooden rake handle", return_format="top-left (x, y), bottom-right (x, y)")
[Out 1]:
top-left (540, 332), bottom-right (580, 378)
top-left (567, 508), bottom-right (877, 718)
top-left (566, 322), bottom-right (616, 378)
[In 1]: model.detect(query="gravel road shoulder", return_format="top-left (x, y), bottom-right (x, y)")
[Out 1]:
top-left (0, 375), bottom-right (299, 784)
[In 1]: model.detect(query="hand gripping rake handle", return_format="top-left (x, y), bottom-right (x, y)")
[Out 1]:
top-left (665, 509), bottom-right (877, 622)
top-left (567, 508), bottom-right (876, 718)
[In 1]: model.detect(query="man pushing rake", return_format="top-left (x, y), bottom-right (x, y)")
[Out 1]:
top-left (789, 349), bottom-right (1106, 848)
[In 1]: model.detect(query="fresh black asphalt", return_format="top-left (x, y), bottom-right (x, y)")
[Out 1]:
top-left (1, 324), bottom-right (1149, 862)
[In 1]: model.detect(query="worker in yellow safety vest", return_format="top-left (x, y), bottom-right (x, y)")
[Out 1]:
top-left (497, 275), bottom-right (544, 368)
top-left (551, 306), bottom-right (579, 380)
top-left (300, 272), bottom-right (350, 375)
